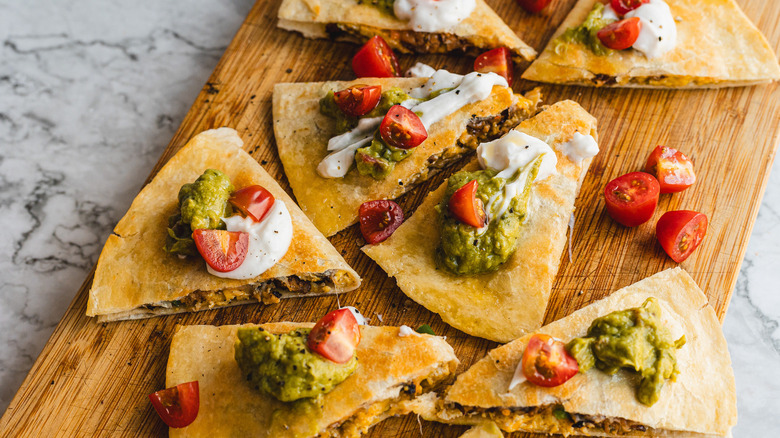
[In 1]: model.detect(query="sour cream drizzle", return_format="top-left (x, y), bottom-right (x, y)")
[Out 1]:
top-left (625, 0), bottom-right (677, 59)
top-left (317, 69), bottom-right (509, 178)
top-left (558, 132), bottom-right (599, 165)
top-left (208, 200), bottom-right (293, 279)
top-left (393, 0), bottom-right (476, 32)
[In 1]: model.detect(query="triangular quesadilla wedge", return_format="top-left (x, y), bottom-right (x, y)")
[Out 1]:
top-left (165, 322), bottom-right (459, 437)
top-left (273, 75), bottom-right (541, 237)
top-left (522, 0), bottom-right (780, 88)
top-left (87, 128), bottom-right (360, 322)
top-left (362, 100), bottom-right (598, 342)
top-left (418, 268), bottom-right (736, 437)
top-left (277, 0), bottom-right (536, 61)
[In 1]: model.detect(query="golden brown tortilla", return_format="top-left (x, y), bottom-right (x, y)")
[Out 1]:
top-left (277, 0), bottom-right (536, 61)
top-left (522, 0), bottom-right (780, 88)
top-left (430, 268), bottom-right (736, 437)
top-left (273, 77), bottom-right (539, 237)
top-left (167, 322), bottom-right (459, 437)
top-left (362, 100), bottom-right (598, 342)
top-left (87, 128), bottom-right (360, 322)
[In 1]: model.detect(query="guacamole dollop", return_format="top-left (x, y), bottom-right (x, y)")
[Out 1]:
top-left (556, 2), bottom-right (616, 57)
top-left (566, 297), bottom-right (686, 406)
top-left (234, 327), bottom-right (358, 402)
top-left (435, 158), bottom-right (540, 275)
top-left (165, 169), bottom-right (233, 256)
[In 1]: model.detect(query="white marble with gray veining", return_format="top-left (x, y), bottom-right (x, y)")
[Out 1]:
top-left (0, 0), bottom-right (778, 435)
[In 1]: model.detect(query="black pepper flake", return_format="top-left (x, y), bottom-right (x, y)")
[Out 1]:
top-left (658, 37), bottom-right (662, 41)
top-left (525, 145), bottom-right (529, 149)
top-left (455, 90), bottom-right (460, 95)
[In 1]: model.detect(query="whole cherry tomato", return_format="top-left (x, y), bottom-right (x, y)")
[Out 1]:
top-left (379, 105), bottom-right (428, 149)
top-left (333, 84), bottom-right (382, 117)
top-left (352, 35), bottom-right (400, 78)
top-left (448, 180), bottom-right (486, 228)
top-left (149, 381), bottom-right (199, 428)
top-left (656, 210), bottom-right (708, 263)
top-left (603, 172), bottom-right (660, 227)
top-left (192, 229), bottom-right (249, 272)
top-left (611, 0), bottom-right (649, 15)
top-left (516, 0), bottom-right (552, 14)
top-left (307, 308), bottom-right (361, 364)
top-left (521, 334), bottom-right (579, 387)
top-left (359, 200), bottom-right (404, 244)
top-left (597, 17), bottom-right (642, 50)
top-left (474, 47), bottom-right (514, 86)
top-left (645, 145), bottom-right (696, 194)
top-left (229, 185), bottom-right (275, 222)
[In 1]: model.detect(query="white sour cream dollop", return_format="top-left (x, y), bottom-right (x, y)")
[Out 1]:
top-left (625, 0), bottom-right (677, 59)
top-left (413, 71), bottom-right (508, 129)
top-left (208, 200), bottom-right (293, 279)
top-left (601, 3), bottom-right (620, 21)
top-left (406, 62), bottom-right (437, 78)
top-left (558, 132), bottom-right (599, 165)
top-left (398, 325), bottom-right (419, 337)
top-left (394, 0), bottom-right (476, 32)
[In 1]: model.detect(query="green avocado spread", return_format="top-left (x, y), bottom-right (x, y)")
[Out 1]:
top-left (556, 2), bottom-right (616, 56)
top-left (234, 327), bottom-right (358, 403)
top-left (320, 87), bottom-right (420, 180)
top-left (566, 297), bottom-right (687, 406)
top-left (164, 169), bottom-right (233, 256)
top-left (435, 157), bottom-right (541, 276)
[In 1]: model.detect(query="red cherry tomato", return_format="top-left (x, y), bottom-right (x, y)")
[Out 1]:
top-left (149, 381), bottom-right (199, 428)
top-left (359, 200), bottom-right (404, 244)
top-left (521, 334), bottom-right (579, 387)
top-left (352, 35), bottom-right (400, 78)
top-left (516, 0), bottom-right (552, 14)
top-left (379, 105), bottom-right (428, 149)
top-left (645, 145), bottom-right (696, 194)
top-left (474, 47), bottom-right (514, 86)
top-left (307, 308), bottom-right (361, 364)
top-left (333, 85), bottom-right (382, 117)
top-left (448, 180), bottom-right (487, 228)
top-left (597, 17), bottom-right (642, 50)
top-left (611, 0), bottom-right (650, 15)
top-left (603, 172), bottom-right (660, 227)
top-left (229, 185), bottom-right (275, 222)
top-left (192, 229), bottom-right (249, 272)
top-left (656, 210), bottom-right (708, 263)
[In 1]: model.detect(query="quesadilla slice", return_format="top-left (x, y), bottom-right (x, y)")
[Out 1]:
top-left (273, 72), bottom-right (541, 237)
top-left (278, 0), bottom-right (536, 61)
top-left (421, 268), bottom-right (737, 437)
top-left (522, 0), bottom-right (780, 88)
top-left (362, 100), bottom-right (599, 342)
top-left (87, 128), bottom-right (360, 322)
top-left (165, 321), bottom-right (459, 437)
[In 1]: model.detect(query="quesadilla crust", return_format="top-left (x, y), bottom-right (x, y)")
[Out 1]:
top-left (362, 101), bottom-right (598, 342)
top-left (87, 128), bottom-right (360, 321)
top-left (273, 78), bottom-right (540, 237)
top-left (442, 268), bottom-right (736, 436)
top-left (522, 0), bottom-right (780, 88)
top-left (167, 322), bottom-right (459, 437)
top-left (278, 0), bottom-right (536, 60)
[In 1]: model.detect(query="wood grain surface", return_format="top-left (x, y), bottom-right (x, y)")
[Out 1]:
top-left (2, 0), bottom-right (779, 436)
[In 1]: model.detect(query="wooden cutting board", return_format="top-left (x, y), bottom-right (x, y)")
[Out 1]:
top-left (2, 0), bottom-right (778, 436)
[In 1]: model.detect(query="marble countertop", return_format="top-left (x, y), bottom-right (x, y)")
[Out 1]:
top-left (1, 0), bottom-right (778, 435)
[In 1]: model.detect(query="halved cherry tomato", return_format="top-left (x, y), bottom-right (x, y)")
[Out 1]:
top-left (516, 0), bottom-right (552, 14)
top-left (149, 381), bottom-right (199, 428)
top-left (521, 334), bottom-right (579, 387)
top-left (597, 17), bottom-right (642, 50)
top-left (229, 185), bottom-right (275, 222)
top-left (359, 200), bottom-right (404, 244)
top-left (645, 145), bottom-right (696, 194)
top-left (448, 180), bottom-right (487, 228)
top-left (333, 85), bottom-right (382, 117)
top-left (379, 105), bottom-right (428, 149)
top-left (192, 229), bottom-right (249, 272)
top-left (352, 35), bottom-right (400, 78)
top-left (307, 308), bottom-right (361, 364)
top-left (656, 210), bottom-right (708, 263)
top-left (603, 172), bottom-right (660, 227)
top-left (474, 47), bottom-right (514, 86)
top-left (611, 0), bottom-right (650, 15)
